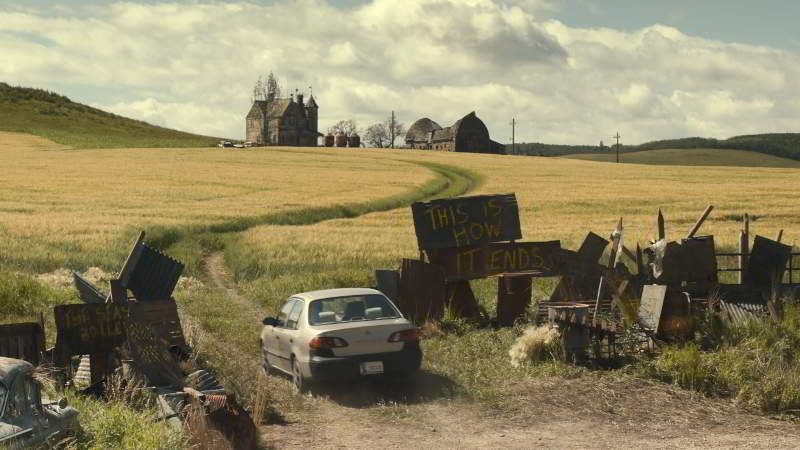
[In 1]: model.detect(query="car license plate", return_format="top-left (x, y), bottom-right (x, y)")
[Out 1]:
top-left (360, 361), bottom-right (384, 375)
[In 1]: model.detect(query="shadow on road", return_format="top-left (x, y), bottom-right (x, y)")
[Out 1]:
top-left (273, 369), bottom-right (459, 408)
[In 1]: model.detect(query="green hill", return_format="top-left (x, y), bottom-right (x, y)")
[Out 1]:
top-left (0, 82), bottom-right (222, 148)
top-left (510, 134), bottom-right (800, 162)
top-left (564, 148), bottom-right (800, 168)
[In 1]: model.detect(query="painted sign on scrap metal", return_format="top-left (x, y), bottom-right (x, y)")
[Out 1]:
top-left (411, 194), bottom-right (522, 250)
top-left (54, 303), bottom-right (128, 355)
top-left (428, 241), bottom-right (561, 280)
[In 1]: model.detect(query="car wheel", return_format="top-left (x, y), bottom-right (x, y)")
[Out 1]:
top-left (291, 357), bottom-right (309, 394)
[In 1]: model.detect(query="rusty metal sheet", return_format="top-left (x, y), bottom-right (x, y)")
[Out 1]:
top-left (638, 284), bottom-right (667, 333)
top-left (53, 303), bottom-right (127, 356)
top-left (72, 272), bottom-right (107, 304)
top-left (719, 300), bottom-right (767, 325)
top-left (745, 235), bottom-right (792, 289)
top-left (122, 241), bottom-right (185, 301)
top-left (427, 241), bottom-right (561, 281)
top-left (0, 322), bottom-right (45, 365)
top-left (398, 259), bottom-right (446, 324)
top-left (128, 299), bottom-right (188, 352)
top-left (497, 276), bottom-right (532, 327)
top-left (410, 194), bottom-right (522, 250)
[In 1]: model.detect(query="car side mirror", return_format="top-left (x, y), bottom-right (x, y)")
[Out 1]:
top-left (262, 317), bottom-right (278, 327)
top-left (57, 397), bottom-right (69, 409)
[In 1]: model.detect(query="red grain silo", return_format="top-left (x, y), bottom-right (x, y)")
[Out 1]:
top-left (335, 133), bottom-right (347, 147)
top-left (348, 134), bottom-right (360, 148)
top-left (324, 133), bottom-right (335, 147)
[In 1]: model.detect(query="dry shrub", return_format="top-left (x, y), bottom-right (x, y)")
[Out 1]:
top-left (182, 402), bottom-right (233, 450)
top-left (509, 324), bottom-right (561, 368)
top-left (419, 320), bottom-right (442, 339)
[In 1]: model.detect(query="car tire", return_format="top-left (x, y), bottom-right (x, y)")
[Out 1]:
top-left (291, 357), bottom-right (310, 394)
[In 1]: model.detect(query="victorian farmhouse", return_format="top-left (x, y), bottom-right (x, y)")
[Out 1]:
top-left (245, 93), bottom-right (322, 146)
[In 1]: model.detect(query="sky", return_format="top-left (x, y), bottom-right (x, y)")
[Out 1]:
top-left (1, 0), bottom-right (798, 144)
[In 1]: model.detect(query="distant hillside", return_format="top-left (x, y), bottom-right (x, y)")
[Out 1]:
top-left (0, 82), bottom-right (221, 148)
top-left (565, 148), bottom-right (800, 168)
top-left (509, 134), bottom-right (800, 161)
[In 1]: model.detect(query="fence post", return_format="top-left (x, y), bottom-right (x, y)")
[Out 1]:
top-left (738, 214), bottom-right (750, 284)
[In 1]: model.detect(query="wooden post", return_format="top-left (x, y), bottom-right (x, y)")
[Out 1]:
top-left (657, 209), bottom-right (666, 241)
top-left (738, 214), bottom-right (750, 284)
top-left (635, 243), bottom-right (645, 276)
top-left (686, 205), bottom-right (714, 239)
top-left (109, 279), bottom-right (127, 304)
top-left (776, 229), bottom-right (783, 243)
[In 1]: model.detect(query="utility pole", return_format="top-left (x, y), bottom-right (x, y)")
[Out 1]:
top-left (391, 110), bottom-right (395, 149)
top-left (511, 117), bottom-right (516, 155)
top-left (614, 132), bottom-right (621, 163)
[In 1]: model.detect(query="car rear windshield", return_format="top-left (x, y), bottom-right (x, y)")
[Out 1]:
top-left (309, 294), bottom-right (400, 325)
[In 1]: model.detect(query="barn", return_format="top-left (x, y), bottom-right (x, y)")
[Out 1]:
top-left (405, 112), bottom-right (505, 154)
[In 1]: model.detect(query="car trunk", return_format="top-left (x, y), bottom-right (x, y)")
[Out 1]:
top-left (316, 321), bottom-right (409, 357)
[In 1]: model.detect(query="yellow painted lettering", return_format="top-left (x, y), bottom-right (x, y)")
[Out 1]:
top-left (452, 226), bottom-right (470, 246)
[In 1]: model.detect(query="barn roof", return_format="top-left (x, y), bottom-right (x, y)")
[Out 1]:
top-left (267, 99), bottom-right (292, 118)
top-left (406, 118), bottom-right (442, 142)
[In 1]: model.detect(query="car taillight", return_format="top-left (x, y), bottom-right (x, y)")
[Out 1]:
top-left (388, 328), bottom-right (420, 342)
top-left (309, 337), bottom-right (348, 349)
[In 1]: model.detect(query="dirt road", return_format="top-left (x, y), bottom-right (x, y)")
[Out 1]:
top-left (203, 252), bottom-right (799, 449)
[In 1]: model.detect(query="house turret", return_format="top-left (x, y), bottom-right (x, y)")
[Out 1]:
top-left (305, 94), bottom-right (319, 134)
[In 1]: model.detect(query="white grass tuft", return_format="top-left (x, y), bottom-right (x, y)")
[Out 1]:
top-left (509, 324), bottom-right (561, 368)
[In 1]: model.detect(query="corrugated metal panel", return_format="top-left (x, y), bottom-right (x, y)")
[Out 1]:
top-left (125, 243), bottom-right (184, 301)
top-left (72, 272), bottom-right (107, 304)
top-left (719, 300), bottom-right (767, 325)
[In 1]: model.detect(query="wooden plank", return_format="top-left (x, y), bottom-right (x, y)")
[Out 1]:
top-left (446, 280), bottom-right (480, 319)
top-left (398, 259), bottom-right (447, 324)
top-left (119, 231), bottom-right (146, 286)
top-left (657, 209), bottom-right (666, 241)
top-left (686, 205), bottom-right (714, 239)
top-left (550, 233), bottom-right (609, 302)
top-left (607, 218), bottom-right (623, 269)
top-left (745, 235), bottom-right (792, 289)
top-left (410, 194), bottom-right (522, 250)
top-left (497, 276), bottom-right (532, 327)
top-left (375, 270), bottom-right (400, 303)
top-left (0, 322), bottom-right (45, 365)
top-left (128, 299), bottom-right (188, 351)
top-left (126, 321), bottom-right (183, 386)
top-left (427, 241), bottom-right (561, 281)
top-left (638, 284), bottom-right (667, 333)
top-left (53, 303), bottom-right (128, 356)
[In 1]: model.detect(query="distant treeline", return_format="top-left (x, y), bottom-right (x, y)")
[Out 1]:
top-left (508, 134), bottom-right (800, 161)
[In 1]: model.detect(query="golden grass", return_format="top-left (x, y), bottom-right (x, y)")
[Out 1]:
top-left (0, 132), bottom-right (434, 270)
top-left (237, 147), bottom-right (800, 277)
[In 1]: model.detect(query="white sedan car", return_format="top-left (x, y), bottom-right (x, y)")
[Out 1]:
top-left (260, 288), bottom-right (422, 392)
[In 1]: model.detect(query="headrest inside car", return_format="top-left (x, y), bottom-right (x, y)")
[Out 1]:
top-left (365, 307), bottom-right (382, 320)
top-left (317, 311), bottom-right (336, 323)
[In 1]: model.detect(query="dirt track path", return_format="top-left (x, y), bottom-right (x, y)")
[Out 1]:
top-left (201, 252), bottom-right (800, 449)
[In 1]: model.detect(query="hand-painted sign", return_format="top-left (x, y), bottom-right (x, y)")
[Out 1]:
top-left (428, 241), bottom-right (561, 280)
top-left (411, 194), bottom-right (522, 250)
top-left (54, 303), bottom-right (127, 355)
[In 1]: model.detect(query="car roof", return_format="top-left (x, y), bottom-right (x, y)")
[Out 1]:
top-left (0, 357), bottom-right (33, 387)
top-left (292, 287), bottom-right (384, 302)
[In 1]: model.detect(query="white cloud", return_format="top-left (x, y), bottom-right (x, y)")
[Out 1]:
top-left (0, 0), bottom-right (798, 144)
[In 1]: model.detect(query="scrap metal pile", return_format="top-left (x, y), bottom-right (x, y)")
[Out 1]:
top-left (0, 232), bottom-right (256, 449)
top-left (379, 194), bottom-right (799, 363)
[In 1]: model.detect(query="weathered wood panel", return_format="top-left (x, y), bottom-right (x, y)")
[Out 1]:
top-left (496, 276), bottom-right (532, 327)
top-left (427, 241), bottom-right (561, 281)
top-left (398, 259), bottom-right (447, 324)
top-left (411, 194), bottom-right (521, 250)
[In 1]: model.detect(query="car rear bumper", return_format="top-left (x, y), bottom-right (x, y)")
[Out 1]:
top-left (307, 342), bottom-right (422, 381)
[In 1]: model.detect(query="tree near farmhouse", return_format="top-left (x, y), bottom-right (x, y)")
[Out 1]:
top-left (365, 116), bottom-right (406, 148)
top-left (329, 119), bottom-right (359, 136)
